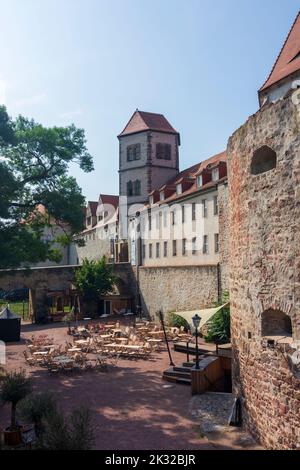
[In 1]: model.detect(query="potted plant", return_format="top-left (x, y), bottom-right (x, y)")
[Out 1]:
top-left (0, 370), bottom-right (32, 446)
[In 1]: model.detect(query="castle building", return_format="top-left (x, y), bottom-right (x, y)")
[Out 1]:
top-left (118, 110), bottom-right (180, 207)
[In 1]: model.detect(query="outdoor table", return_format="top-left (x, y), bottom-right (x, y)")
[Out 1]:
top-left (105, 343), bottom-right (118, 347)
top-left (147, 339), bottom-right (162, 343)
top-left (33, 351), bottom-right (49, 356)
top-left (68, 348), bottom-right (82, 352)
top-left (116, 337), bottom-right (128, 343)
top-left (149, 331), bottom-right (164, 335)
top-left (43, 345), bottom-right (55, 349)
top-left (77, 327), bottom-right (87, 332)
top-left (119, 344), bottom-right (142, 350)
top-left (74, 339), bottom-right (89, 345)
top-left (53, 356), bottom-right (74, 364)
top-left (137, 327), bottom-right (149, 331)
top-left (98, 334), bottom-right (112, 339)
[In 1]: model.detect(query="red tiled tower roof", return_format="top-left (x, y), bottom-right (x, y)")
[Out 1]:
top-left (118, 110), bottom-right (179, 139)
top-left (260, 11), bottom-right (300, 92)
top-left (99, 194), bottom-right (119, 209)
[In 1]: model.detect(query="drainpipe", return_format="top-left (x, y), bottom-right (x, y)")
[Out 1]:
top-left (217, 262), bottom-right (221, 303)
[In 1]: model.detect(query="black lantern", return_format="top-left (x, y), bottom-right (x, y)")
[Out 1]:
top-left (192, 314), bottom-right (201, 369)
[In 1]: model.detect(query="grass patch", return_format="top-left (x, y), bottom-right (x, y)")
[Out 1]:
top-left (0, 300), bottom-right (31, 321)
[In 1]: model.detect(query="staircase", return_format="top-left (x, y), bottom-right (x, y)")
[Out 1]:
top-left (162, 362), bottom-right (195, 385)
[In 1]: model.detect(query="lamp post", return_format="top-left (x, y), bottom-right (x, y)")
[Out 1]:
top-left (192, 314), bottom-right (201, 369)
top-left (158, 310), bottom-right (175, 367)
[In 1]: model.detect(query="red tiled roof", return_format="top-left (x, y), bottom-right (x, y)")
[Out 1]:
top-left (260, 11), bottom-right (300, 92)
top-left (154, 151), bottom-right (227, 205)
top-left (99, 194), bottom-right (119, 209)
top-left (118, 110), bottom-right (179, 137)
top-left (87, 201), bottom-right (98, 216)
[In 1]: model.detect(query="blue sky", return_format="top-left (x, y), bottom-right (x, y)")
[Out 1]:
top-left (0, 0), bottom-right (299, 201)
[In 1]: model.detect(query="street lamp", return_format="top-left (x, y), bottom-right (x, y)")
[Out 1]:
top-left (192, 314), bottom-right (201, 370)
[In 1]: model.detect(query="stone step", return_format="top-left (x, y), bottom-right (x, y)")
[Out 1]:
top-left (163, 368), bottom-right (191, 379)
top-left (182, 361), bottom-right (196, 368)
top-left (173, 366), bottom-right (193, 373)
top-left (162, 374), bottom-right (191, 385)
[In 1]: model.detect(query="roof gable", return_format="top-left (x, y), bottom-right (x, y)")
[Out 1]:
top-left (118, 110), bottom-right (179, 138)
top-left (260, 11), bottom-right (300, 92)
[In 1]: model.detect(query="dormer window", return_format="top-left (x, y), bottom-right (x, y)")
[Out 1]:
top-left (149, 196), bottom-right (154, 205)
top-left (160, 192), bottom-right (165, 201)
top-left (212, 168), bottom-right (219, 182)
top-left (197, 175), bottom-right (203, 187)
top-left (176, 184), bottom-right (182, 195)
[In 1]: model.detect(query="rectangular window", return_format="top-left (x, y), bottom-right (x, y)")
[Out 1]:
top-left (134, 180), bottom-right (141, 196)
top-left (164, 241), bottom-right (168, 257)
top-left (172, 240), bottom-right (177, 256)
top-left (156, 242), bottom-right (160, 258)
top-left (214, 233), bottom-right (219, 253)
top-left (214, 196), bottom-right (218, 215)
top-left (127, 181), bottom-right (133, 196)
top-left (176, 184), bottom-right (182, 195)
top-left (202, 199), bottom-right (207, 218)
top-left (212, 167), bottom-right (219, 181)
top-left (182, 238), bottom-right (187, 256)
top-left (203, 235), bottom-right (208, 254)
top-left (197, 174), bottom-right (203, 187)
top-left (182, 205), bottom-right (185, 223)
top-left (86, 216), bottom-right (91, 226)
top-left (192, 237), bottom-right (197, 255)
top-left (148, 214), bottom-right (152, 231)
top-left (142, 244), bottom-right (146, 259)
top-left (171, 211), bottom-right (176, 225)
top-left (192, 202), bottom-right (196, 221)
top-left (160, 192), bottom-right (165, 201)
top-left (149, 243), bottom-right (153, 258)
top-left (156, 143), bottom-right (171, 160)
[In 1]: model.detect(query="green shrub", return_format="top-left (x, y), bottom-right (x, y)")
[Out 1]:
top-left (167, 312), bottom-right (189, 331)
top-left (19, 392), bottom-right (57, 437)
top-left (205, 291), bottom-right (230, 344)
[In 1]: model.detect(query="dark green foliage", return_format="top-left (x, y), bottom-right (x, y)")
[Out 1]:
top-left (0, 105), bottom-right (94, 268)
top-left (75, 257), bottom-right (115, 301)
top-left (205, 291), bottom-right (231, 344)
top-left (40, 406), bottom-right (96, 450)
top-left (167, 312), bottom-right (190, 331)
top-left (0, 370), bottom-right (32, 429)
top-left (19, 392), bottom-right (57, 437)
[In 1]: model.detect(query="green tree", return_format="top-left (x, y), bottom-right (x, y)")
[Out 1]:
top-left (0, 370), bottom-right (32, 430)
top-left (75, 257), bottom-right (115, 302)
top-left (0, 105), bottom-right (93, 268)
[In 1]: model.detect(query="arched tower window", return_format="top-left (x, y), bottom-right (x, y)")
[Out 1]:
top-left (127, 181), bottom-right (133, 196)
top-left (251, 146), bottom-right (277, 175)
top-left (261, 309), bottom-right (292, 337)
top-left (134, 180), bottom-right (141, 196)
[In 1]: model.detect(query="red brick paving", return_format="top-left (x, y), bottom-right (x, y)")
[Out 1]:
top-left (1, 322), bottom-right (213, 450)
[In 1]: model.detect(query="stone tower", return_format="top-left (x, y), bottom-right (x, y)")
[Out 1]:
top-left (118, 110), bottom-right (180, 207)
top-left (227, 12), bottom-right (300, 448)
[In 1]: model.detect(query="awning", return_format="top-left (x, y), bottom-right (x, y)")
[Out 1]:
top-left (174, 303), bottom-right (229, 332)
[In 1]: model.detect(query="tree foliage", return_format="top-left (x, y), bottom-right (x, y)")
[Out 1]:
top-left (74, 257), bottom-right (115, 301)
top-left (205, 291), bottom-right (231, 344)
top-left (0, 105), bottom-right (93, 268)
top-left (0, 370), bottom-right (32, 429)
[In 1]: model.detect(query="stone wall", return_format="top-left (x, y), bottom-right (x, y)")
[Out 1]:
top-left (227, 94), bottom-right (300, 449)
top-left (218, 182), bottom-right (229, 294)
top-left (138, 264), bottom-right (219, 318)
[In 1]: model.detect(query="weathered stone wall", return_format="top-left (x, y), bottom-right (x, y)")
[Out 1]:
top-left (138, 264), bottom-right (219, 318)
top-left (218, 181), bottom-right (229, 294)
top-left (227, 94), bottom-right (300, 449)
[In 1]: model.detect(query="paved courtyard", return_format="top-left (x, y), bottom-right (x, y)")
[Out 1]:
top-left (0, 322), bottom-right (260, 450)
